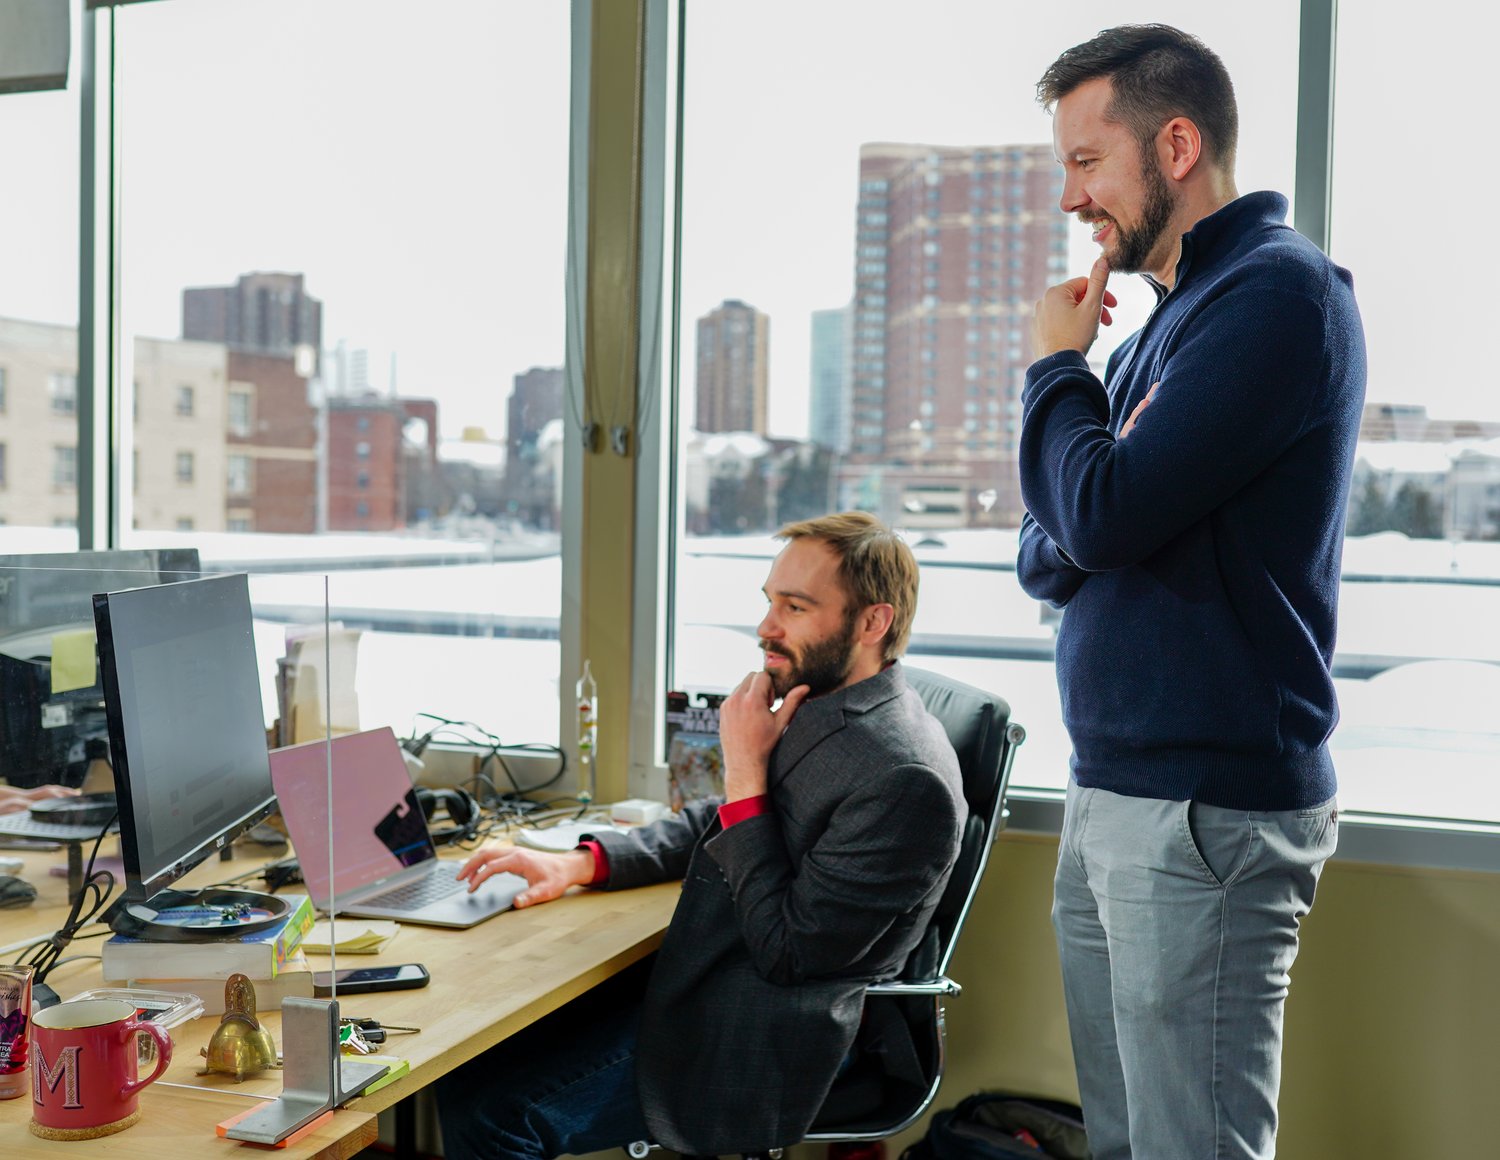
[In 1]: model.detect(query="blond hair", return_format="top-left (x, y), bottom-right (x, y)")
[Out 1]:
top-left (775, 511), bottom-right (919, 663)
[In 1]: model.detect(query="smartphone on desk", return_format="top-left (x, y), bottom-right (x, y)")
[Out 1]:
top-left (312, 962), bottom-right (430, 996)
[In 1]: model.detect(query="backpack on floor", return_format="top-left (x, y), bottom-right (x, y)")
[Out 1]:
top-left (901, 1091), bottom-right (1090, 1160)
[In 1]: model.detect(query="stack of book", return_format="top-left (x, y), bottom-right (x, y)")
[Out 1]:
top-left (101, 893), bottom-right (317, 1014)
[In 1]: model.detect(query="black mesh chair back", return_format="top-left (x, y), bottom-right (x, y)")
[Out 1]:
top-left (805, 666), bottom-right (1024, 1141)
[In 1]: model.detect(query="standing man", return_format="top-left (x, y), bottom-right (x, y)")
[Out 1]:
top-left (1019, 24), bottom-right (1364, 1160)
top-left (437, 512), bottom-right (964, 1160)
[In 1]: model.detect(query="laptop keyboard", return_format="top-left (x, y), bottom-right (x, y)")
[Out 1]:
top-left (362, 865), bottom-right (466, 909)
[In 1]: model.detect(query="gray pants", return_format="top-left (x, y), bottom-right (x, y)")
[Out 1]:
top-left (1053, 780), bottom-right (1337, 1160)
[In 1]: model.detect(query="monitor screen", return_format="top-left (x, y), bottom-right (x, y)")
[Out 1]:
top-left (93, 572), bottom-right (277, 902)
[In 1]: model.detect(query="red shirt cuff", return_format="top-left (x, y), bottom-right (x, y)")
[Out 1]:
top-left (578, 839), bottom-right (610, 885)
top-left (718, 794), bottom-right (772, 829)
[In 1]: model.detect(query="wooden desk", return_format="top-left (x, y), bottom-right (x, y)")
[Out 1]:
top-left (0, 839), bottom-right (679, 1159)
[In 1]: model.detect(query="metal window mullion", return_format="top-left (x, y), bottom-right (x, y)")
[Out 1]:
top-left (626, 0), bottom-right (678, 801)
top-left (560, 0), bottom-right (592, 771)
top-left (1293, 0), bottom-right (1337, 252)
top-left (77, 0), bottom-right (118, 548)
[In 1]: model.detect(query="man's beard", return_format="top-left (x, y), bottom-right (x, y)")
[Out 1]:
top-left (1098, 151), bottom-right (1177, 274)
top-left (761, 611), bottom-right (860, 699)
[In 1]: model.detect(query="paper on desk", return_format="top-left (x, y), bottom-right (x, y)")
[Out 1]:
top-left (303, 918), bottom-right (399, 954)
top-left (284, 624), bottom-right (362, 744)
top-left (50, 628), bottom-right (98, 694)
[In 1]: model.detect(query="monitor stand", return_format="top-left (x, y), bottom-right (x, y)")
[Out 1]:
top-left (107, 886), bottom-right (292, 940)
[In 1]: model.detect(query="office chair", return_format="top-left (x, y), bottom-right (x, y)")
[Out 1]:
top-left (801, 666), bottom-right (1023, 1145)
top-left (627, 666), bottom-right (1023, 1158)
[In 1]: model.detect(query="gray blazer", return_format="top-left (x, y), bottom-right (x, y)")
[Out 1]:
top-left (593, 662), bottom-right (965, 1154)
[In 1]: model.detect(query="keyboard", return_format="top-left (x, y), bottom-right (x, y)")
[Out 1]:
top-left (360, 864), bottom-right (466, 909)
top-left (0, 812), bottom-right (116, 841)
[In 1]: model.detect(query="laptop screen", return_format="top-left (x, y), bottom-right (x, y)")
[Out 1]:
top-left (269, 727), bottom-right (436, 910)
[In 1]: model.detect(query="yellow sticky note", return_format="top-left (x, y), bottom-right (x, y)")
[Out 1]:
top-left (50, 628), bottom-right (98, 694)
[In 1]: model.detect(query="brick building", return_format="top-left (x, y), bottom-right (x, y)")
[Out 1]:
top-left (326, 396), bottom-right (439, 531)
top-left (224, 351), bottom-right (318, 533)
top-left (843, 142), bottom-right (1065, 527)
top-left (182, 272), bottom-right (322, 373)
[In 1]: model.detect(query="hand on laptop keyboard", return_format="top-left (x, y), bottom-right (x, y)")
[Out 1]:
top-left (455, 843), bottom-right (595, 909)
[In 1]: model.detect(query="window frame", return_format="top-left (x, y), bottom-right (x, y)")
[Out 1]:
top-left (626, 0), bottom-right (1500, 871)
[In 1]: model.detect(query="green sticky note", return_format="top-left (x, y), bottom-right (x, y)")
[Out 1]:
top-left (50, 628), bottom-right (98, 694)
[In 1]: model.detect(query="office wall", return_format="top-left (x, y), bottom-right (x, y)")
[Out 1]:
top-left (875, 833), bottom-right (1500, 1160)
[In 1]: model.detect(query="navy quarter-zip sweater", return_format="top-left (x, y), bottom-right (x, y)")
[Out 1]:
top-left (1018, 192), bottom-right (1366, 810)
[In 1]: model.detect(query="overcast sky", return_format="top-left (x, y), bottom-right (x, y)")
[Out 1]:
top-left (1, 1), bottom-right (1493, 443)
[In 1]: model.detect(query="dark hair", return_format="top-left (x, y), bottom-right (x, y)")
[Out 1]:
top-left (1037, 24), bottom-right (1238, 172)
top-left (775, 511), bottom-right (918, 663)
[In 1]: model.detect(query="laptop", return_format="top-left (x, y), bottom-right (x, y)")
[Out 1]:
top-left (269, 726), bottom-right (524, 928)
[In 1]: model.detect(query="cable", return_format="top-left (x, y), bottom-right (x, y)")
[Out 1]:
top-left (403, 713), bottom-right (568, 800)
top-left (10, 812), bottom-right (118, 984)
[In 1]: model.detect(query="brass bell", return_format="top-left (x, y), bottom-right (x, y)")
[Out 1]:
top-left (199, 973), bottom-right (279, 1081)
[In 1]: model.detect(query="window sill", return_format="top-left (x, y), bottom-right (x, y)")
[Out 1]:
top-left (1005, 790), bottom-right (1500, 874)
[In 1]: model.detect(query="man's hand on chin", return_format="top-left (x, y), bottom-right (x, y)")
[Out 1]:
top-left (718, 671), bottom-right (810, 802)
top-left (1032, 255), bottom-right (1116, 359)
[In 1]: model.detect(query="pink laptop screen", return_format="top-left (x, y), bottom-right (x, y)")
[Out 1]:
top-left (268, 726), bottom-right (434, 908)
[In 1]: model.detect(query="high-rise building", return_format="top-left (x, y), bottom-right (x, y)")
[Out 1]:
top-left (845, 143), bottom-right (1066, 526)
top-left (504, 366), bottom-right (564, 527)
top-left (808, 306), bottom-right (851, 454)
top-left (182, 272), bottom-right (323, 372)
top-left (507, 367), bottom-right (563, 469)
top-left (695, 299), bottom-right (769, 434)
top-left (324, 339), bottom-right (399, 398)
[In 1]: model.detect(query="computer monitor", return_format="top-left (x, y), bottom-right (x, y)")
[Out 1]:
top-left (93, 572), bottom-right (278, 904)
top-left (0, 548), bottom-right (202, 788)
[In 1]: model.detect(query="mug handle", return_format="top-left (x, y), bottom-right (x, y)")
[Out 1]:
top-left (120, 1019), bottom-right (174, 1100)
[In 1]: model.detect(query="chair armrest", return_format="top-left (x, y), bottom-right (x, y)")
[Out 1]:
top-left (866, 976), bottom-right (961, 997)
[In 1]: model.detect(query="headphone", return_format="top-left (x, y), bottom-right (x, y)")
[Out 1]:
top-left (414, 786), bottom-right (481, 845)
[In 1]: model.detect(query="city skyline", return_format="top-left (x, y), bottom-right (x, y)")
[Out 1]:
top-left (3, 1), bottom-right (1492, 455)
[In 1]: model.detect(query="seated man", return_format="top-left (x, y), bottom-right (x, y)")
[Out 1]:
top-left (437, 511), bottom-right (966, 1160)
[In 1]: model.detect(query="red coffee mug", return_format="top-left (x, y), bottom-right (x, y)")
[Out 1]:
top-left (29, 998), bottom-right (173, 1140)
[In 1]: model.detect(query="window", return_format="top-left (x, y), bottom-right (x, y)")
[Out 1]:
top-left (227, 454), bottom-right (251, 495)
top-left (175, 384), bottom-right (195, 416)
top-left (668, 2), bottom-right (1299, 805)
top-left (176, 451), bottom-right (194, 483)
top-left (108, 0), bottom-right (569, 746)
top-left (227, 389), bottom-right (253, 437)
top-left (176, 516), bottom-right (194, 531)
top-left (0, 35), bottom-right (79, 535)
top-left (1324, 1), bottom-right (1500, 825)
top-left (53, 446), bottom-right (76, 488)
top-left (0, 443), bottom-right (6, 488)
top-left (49, 372), bottom-right (77, 415)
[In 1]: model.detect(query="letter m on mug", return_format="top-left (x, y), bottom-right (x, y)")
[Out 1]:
top-left (33, 1044), bottom-right (84, 1109)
